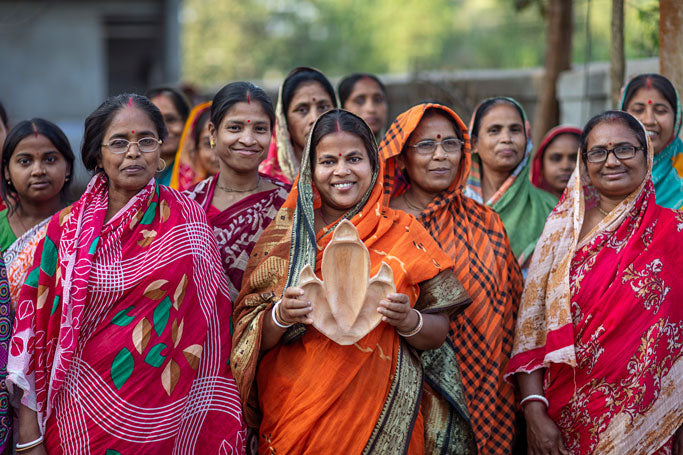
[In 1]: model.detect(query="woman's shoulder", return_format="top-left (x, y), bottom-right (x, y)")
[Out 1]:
top-left (159, 184), bottom-right (209, 223)
top-left (0, 208), bottom-right (15, 251)
top-left (183, 175), bottom-right (214, 201)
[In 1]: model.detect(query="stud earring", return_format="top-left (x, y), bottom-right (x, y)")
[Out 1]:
top-left (210, 138), bottom-right (216, 148)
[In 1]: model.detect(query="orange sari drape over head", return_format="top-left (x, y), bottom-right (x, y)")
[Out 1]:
top-left (232, 110), bottom-right (469, 454)
top-left (380, 103), bottom-right (524, 454)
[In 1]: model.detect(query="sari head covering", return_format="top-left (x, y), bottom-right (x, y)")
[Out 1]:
top-left (618, 73), bottom-right (683, 209)
top-left (168, 101), bottom-right (213, 191)
top-left (380, 103), bottom-right (524, 454)
top-left (258, 67), bottom-right (338, 184)
top-left (233, 109), bottom-right (470, 454)
top-left (7, 173), bottom-right (245, 453)
top-left (530, 125), bottom-right (582, 193)
top-left (464, 97), bottom-right (558, 264)
top-left (506, 111), bottom-right (683, 453)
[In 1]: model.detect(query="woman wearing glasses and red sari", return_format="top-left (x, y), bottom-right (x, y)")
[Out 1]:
top-left (507, 111), bottom-right (683, 454)
top-left (8, 94), bottom-right (245, 454)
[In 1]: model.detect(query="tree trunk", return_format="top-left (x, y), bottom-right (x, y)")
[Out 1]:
top-left (532, 0), bottom-right (573, 149)
top-left (609, 0), bottom-right (625, 108)
top-left (660, 0), bottom-right (683, 112)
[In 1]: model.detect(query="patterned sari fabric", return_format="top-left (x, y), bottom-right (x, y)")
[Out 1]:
top-left (380, 103), bottom-right (524, 454)
top-left (506, 129), bottom-right (683, 453)
top-left (184, 173), bottom-right (290, 302)
top-left (7, 173), bottom-right (245, 454)
top-left (464, 98), bottom-right (558, 264)
top-left (619, 77), bottom-right (683, 209)
top-left (169, 101), bottom-right (213, 191)
top-left (4, 218), bottom-right (49, 304)
top-left (232, 111), bottom-right (470, 455)
top-left (0, 260), bottom-right (12, 453)
top-left (530, 125), bottom-right (583, 194)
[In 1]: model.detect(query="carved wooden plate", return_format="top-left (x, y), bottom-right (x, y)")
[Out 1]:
top-left (299, 219), bottom-right (396, 345)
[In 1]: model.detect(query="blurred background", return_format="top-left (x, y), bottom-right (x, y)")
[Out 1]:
top-left (0, 0), bottom-right (679, 186)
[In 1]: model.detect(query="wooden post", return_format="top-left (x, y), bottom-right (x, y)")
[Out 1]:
top-left (609, 0), bottom-right (624, 109)
top-left (532, 0), bottom-right (573, 148)
top-left (660, 0), bottom-right (683, 103)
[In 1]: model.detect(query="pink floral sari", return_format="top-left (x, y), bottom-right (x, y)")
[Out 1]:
top-left (8, 173), bottom-right (245, 454)
top-left (507, 126), bottom-right (683, 453)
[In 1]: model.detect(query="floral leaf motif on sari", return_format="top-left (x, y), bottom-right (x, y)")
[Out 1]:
top-left (172, 319), bottom-right (184, 348)
top-left (161, 358), bottom-right (180, 396)
top-left (143, 279), bottom-right (167, 300)
top-left (111, 347), bottom-right (135, 390)
top-left (153, 297), bottom-right (172, 336)
top-left (137, 229), bottom-right (157, 247)
top-left (173, 275), bottom-right (188, 309)
top-left (621, 260), bottom-right (670, 314)
top-left (132, 318), bottom-right (152, 354)
top-left (160, 200), bottom-right (171, 223)
top-left (183, 344), bottom-right (202, 370)
top-left (145, 343), bottom-right (167, 367)
top-left (112, 306), bottom-right (136, 327)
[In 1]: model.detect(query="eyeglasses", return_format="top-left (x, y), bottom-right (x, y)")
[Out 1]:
top-left (102, 137), bottom-right (162, 154)
top-left (408, 138), bottom-right (463, 155)
top-left (584, 144), bottom-right (642, 164)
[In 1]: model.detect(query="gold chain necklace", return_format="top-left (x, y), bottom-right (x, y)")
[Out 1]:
top-left (216, 177), bottom-right (260, 193)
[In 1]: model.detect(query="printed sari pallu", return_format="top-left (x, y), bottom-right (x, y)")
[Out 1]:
top-left (507, 132), bottom-right (683, 453)
top-left (184, 173), bottom-right (289, 302)
top-left (232, 111), bottom-right (471, 455)
top-left (7, 173), bottom-right (245, 454)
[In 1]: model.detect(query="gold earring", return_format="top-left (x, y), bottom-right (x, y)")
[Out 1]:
top-left (210, 138), bottom-right (216, 148)
top-left (157, 159), bottom-right (167, 173)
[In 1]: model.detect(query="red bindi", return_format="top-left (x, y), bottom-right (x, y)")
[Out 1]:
top-left (247, 120), bottom-right (250, 123)
top-left (312, 97), bottom-right (316, 102)
top-left (648, 100), bottom-right (653, 105)
top-left (131, 130), bottom-right (135, 134)
top-left (437, 134), bottom-right (441, 139)
top-left (338, 153), bottom-right (342, 157)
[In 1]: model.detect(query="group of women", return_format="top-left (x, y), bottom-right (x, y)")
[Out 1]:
top-left (0, 67), bottom-right (679, 454)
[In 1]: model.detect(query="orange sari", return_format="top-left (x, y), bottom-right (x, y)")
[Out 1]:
top-left (232, 111), bottom-right (469, 454)
top-left (380, 104), bottom-right (524, 453)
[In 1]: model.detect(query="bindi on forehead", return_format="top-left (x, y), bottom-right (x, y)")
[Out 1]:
top-left (338, 153), bottom-right (342, 157)
top-left (647, 100), bottom-right (653, 105)
top-left (131, 130), bottom-right (135, 134)
top-left (247, 120), bottom-right (250, 123)
top-left (436, 134), bottom-right (441, 139)
top-left (312, 97), bottom-right (316, 102)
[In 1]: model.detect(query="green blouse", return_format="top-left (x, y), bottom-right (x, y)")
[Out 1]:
top-left (0, 209), bottom-right (17, 252)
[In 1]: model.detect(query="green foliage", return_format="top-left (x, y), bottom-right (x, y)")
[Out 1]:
top-left (181, 0), bottom-right (659, 87)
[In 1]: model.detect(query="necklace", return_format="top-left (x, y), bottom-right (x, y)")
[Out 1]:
top-left (403, 192), bottom-right (426, 213)
top-left (216, 177), bottom-right (260, 193)
top-left (12, 207), bottom-right (30, 234)
top-left (597, 205), bottom-right (610, 217)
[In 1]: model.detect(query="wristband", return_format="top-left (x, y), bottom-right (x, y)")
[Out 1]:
top-left (520, 394), bottom-right (549, 409)
top-left (397, 308), bottom-right (423, 337)
top-left (16, 435), bottom-right (44, 452)
top-left (271, 300), bottom-right (294, 329)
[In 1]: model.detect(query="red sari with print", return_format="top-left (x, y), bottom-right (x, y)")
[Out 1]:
top-left (8, 173), bottom-right (245, 454)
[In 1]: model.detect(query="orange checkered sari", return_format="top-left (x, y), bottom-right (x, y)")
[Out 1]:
top-left (380, 103), bottom-right (524, 454)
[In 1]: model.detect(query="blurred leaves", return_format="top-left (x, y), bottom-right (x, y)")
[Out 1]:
top-left (181, 0), bottom-right (659, 87)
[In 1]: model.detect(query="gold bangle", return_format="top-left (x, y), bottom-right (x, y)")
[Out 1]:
top-left (397, 308), bottom-right (423, 337)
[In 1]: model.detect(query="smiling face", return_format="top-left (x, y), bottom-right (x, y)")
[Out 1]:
top-left (286, 82), bottom-right (334, 156)
top-left (473, 103), bottom-right (526, 175)
top-left (343, 78), bottom-right (388, 136)
top-left (542, 133), bottom-right (579, 197)
top-left (313, 131), bottom-right (373, 218)
top-left (97, 106), bottom-right (161, 198)
top-left (5, 133), bottom-right (70, 205)
top-left (625, 87), bottom-right (675, 155)
top-left (209, 101), bottom-right (271, 176)
top-left (151, 94), bottom-right (184, 160)
top-left (398, 113), bottom-right (462, 195)
top-left (584, 120), bottom-right (647, 201)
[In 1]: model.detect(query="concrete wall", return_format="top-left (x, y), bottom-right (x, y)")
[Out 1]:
top-left (0, 0), bottom-right (177, 189)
